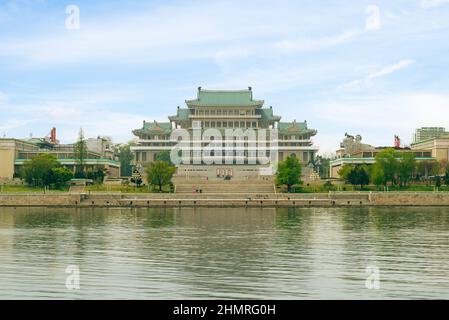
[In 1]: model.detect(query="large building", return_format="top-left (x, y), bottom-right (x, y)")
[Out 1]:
top-left (414, 127), bottom-right (449, 144)
top-left (131, 87), bottom-right (319, 180)
top-left (0, 130), bottom-right (120, 181)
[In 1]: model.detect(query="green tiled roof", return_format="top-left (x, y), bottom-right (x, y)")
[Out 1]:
top-left (133, 121), bottom-right (172, 137)
top-left (259, 108), bottom-right (281, 121)
top-left (279, 121), bottom-right (317, 136)
top-left (169, 108), bottom-right (190, 121)
top-left (186, 88), bottom-right (264, 107)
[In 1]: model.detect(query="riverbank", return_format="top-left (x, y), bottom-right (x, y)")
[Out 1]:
top-left (3, 191), bottom-right (449, 207)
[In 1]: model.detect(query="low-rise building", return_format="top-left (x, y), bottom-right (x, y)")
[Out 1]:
top-left (330, 133), bottom-right (434, 178)
top-left (0, 130), bottom-right (120, 181)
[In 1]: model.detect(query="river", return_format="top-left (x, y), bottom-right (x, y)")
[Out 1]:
top-left (0, 206), bottom-right (448, 299)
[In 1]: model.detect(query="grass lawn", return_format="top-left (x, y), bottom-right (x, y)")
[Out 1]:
top-left (85, 184), bottom-right (173, 193)
top-left (0, 185), bottom-right (69, 193)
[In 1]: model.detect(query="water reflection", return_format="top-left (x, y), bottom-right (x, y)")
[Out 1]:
top-left (0, 206), bottom-right (448, 299)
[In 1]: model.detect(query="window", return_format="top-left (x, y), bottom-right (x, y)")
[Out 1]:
top-left (217, 121), bottom-right (221, 128)
top-left (234, 110), bottom-right (239, 115)
top-left (223, 110), bottom-right (227, 116)
top-left (252, 122), bottom-right (257, 128)
top-left (240, 121), bottom-right (245, 128)
top-left (217, 110), bottom-right (221, 116)
top-left (142, 152), bottom-right (147, 162)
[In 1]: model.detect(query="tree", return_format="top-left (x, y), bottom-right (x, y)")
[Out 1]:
top-left (315, 155), bottom-right (331, 179)
top-left (444, 170), bottom-right (449, 186)
top-left (276, 155), bottom-right (302, 192)
top-left (51, 167), bottom-right (74, 188)
top-left (397, 153), bottom-right (416, 187)
top-left (347, 165), bottom-right (370, 189)
top-left (155, 150), bottom-right (173, 166)
top-left (74, 128), bottom-right (88, 178)
top-left (370, 163), bottom-right (386, 187)
top-left (145, 161), bottom-right (176, 192)
top-left (87, 168), bottom-right (105, 184)
top-left (116, 143), bottom-right (134, 177)
top-left (374, 148), bottom-right (398, 185)
top-left (21, 154), bottom-right (59, 187)
top-left (338, 164), bottom-right (354, 182)
top-left (435, 175), bottom-right (442, 188)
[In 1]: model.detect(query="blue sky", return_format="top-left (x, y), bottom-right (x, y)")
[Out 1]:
top-left (0, 0), bottom-right (449, 154)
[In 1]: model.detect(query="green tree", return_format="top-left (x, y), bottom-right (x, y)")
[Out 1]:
top-left (347, 165), bottom-right (370, 189)
top-left (370, 164), bottom-right (386, 187)
top-left (145, 161), bottom-right (176, 192)
top-left (51, 167), bottom-right (74, 188)
top-left (116, 143), bottom-right (134, 177)
top-left (435, 175), bottom-right (442, 188)
top-left (316, 155), bottom-right (331, 179)
top-left (21, 154), bottom-right (60, 187)
top-left (338, 164), bottom-right (354, 182)
top-left (155, 150), bottom-right (173, 166)
top-left (374, 148), bottom-right (398, 185)
top-left (276, 155), bottom-right (302, 192)
top-left (397, 153), bottom-right (416, 187)
top-left (74, 128), bottom-right (88, 178)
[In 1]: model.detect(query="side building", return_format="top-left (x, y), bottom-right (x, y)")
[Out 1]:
top-left (330, 133), bottom-right (434, 178)
top-left (0, 131), bottom-right (120, 181)
top-left (131, 87), bottom-right (319, 180)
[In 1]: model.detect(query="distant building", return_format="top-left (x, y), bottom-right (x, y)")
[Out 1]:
top-left (414, 127), bottom-right (449, 144)
top-left (131, 87), bottom-right (320, 180)
top-left (330, 133), bottom-right (433, 178)
top-left (0, 130), bottom-right (120, 181)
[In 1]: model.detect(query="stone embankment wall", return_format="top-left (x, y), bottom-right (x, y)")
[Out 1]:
top-left (2, 192), bottom-right (449, 207)
top-left (0, 193), bottom-right (81, 207)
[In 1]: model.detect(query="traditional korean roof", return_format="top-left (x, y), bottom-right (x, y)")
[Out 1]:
top-left (185, 87), bottom-right (264, 107)
top-left (132, 121), bottom-right (172, 137)
top-left (279, 121), bottom-right (317, 136)
top-left (259, 108), bottom-right (281, 121)
top-left (168, 108), bottom-right (190, 121)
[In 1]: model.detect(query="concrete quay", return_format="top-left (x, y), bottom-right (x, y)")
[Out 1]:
top-left (3, 191), bottom-right (449, 208)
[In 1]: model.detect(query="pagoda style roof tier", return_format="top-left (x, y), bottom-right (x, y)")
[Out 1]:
top-left (168, 108), bottom-right (190, 121)
top-left (259, 108), bottom-right (281, 121)
top-left (185, 87), bottom-right (264, 107)
top-left (132, 121), bottom-right (172, 137)
top-left (279, 121), bottom-right (317, 136)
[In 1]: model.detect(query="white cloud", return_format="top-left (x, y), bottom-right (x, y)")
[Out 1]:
top-left (274, 31), bottom-right (358, 53)
top-left (420, 0), bottom-right (449, 8)
top-left (365, 5), bottom-right (381, 31)
top-left (339, 59), bottom-right (415, 90)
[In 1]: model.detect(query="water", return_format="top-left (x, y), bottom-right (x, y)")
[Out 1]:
top-left (0, 206), bottom-right (448, 299)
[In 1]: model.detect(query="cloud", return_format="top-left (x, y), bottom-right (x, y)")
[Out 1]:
top-left (339, 59), bottom-right (415, 90)
top-left (365, 5), bottom-right (381, 31)
top-left (420, 0), bottom-right (449, 8)
top-left (274, 31), bottom-right (358, 53)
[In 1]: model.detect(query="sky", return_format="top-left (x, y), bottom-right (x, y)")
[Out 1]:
top-left (0, 0), bottom-right (449, 154)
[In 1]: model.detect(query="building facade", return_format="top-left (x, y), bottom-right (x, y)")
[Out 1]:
top-left (414, 127), bottom-right (449, 144)
top-left (0, 134), bottom-right (120, 181)
top-left (131, 87), bottom-right (319, 180)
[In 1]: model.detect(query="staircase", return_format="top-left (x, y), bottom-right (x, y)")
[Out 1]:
top-left (173, 177), bottom-right (275, 194)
